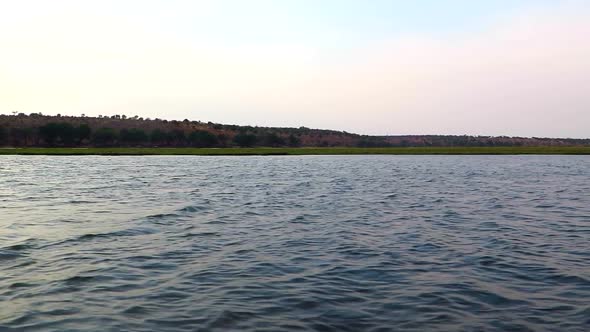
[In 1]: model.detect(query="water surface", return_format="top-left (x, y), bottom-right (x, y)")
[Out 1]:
top-left (1, 156), bottom-right (589, 331)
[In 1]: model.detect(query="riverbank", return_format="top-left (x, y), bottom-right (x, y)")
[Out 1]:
top-left (1, 146), bottom-right (590, 155)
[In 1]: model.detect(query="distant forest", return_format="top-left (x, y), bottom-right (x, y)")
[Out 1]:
top-left (0, 113), bottom-right (588, 148)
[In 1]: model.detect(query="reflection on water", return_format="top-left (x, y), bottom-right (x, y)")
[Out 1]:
top-left (1, 155), bottom-right (589, 331)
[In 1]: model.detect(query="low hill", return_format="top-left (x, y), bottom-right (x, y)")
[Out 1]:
top-left (379, 135), bottom-right (590, 147)
top-left (0, 113), bottom-right (588, 148)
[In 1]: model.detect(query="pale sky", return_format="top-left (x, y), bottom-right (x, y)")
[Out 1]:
top-left (1, 0), bottom-right (589, 137)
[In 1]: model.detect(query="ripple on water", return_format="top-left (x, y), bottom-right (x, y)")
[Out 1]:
top-left (0, 155), bottom-right (589, 332)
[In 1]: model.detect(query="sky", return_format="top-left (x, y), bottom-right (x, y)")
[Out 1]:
top-left (0, 0), bottom-right (589, 137)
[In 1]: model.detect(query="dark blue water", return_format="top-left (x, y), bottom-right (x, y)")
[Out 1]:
top-left (0, 156), bottom-right (589, 331)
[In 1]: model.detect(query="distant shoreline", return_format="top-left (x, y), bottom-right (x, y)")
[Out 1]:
top-left (1, 147), bottom-right (589, 156)
top-left (2, 114), bottom-right (589, 149)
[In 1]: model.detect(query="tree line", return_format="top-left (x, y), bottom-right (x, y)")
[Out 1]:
top-left (0, 121), bottom-right (304, 147)
top-left (1, 113), bottom-right (587, 148)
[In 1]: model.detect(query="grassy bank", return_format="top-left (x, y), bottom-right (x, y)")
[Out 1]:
top-left (0, 146), bottom-right (589, 155)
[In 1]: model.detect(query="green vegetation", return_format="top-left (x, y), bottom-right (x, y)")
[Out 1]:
top-left (39, 122), bottom-right (90, 145)
top-left (93, 127), bottom-right (118, 146)
top-left (233, 133), bottom-right (258, 147)
top-left (189, 130), bottom-right (219, 147)
top-left (1, 114), bottom-right (589, 148)
top-left (0, 114), bottom-right (348, 148)
top-left (1, 146), bottom-right (589, 156)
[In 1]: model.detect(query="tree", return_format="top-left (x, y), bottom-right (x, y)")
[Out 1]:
top-left (189, 130), bottom-right (218, 147)
top-left (0, 127), bottom-right (5, 145)
top-left (150, 129), bottom-right (168, 145)
top-left (288, 134), bottom-right (301, 147)
top-left (10, 127), bottom-right (35, 146)
top-left (39, 122), bottom-right (76, 146)
top-left (167, 129), bottom-right (186, 146)
top-left (120, 128), bottom-right (148, 145)
top-left (92, 127), bottom-right (118, 146)
top-left (233, 133), bottom-right (257, 147)
top-left (261, 132), bottom-right (285, 147)
top-left (216, 133), bottom-right (229, 147)
top-left (77, 124), bottom-right (92, 143)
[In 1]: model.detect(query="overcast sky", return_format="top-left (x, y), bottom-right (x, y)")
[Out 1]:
top-left (1, 0), bottom-right (588, 137)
